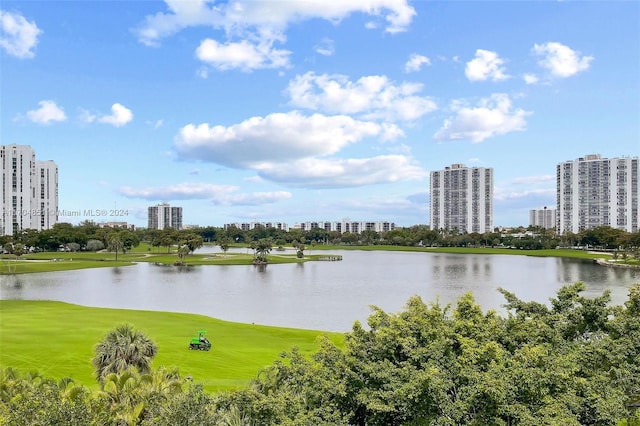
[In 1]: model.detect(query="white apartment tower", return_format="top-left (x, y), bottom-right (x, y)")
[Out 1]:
top-left (0, 144), bottom-right (58, 236)
top-left (529, 207), bottom-right (557, 229)
top-left (148, 202), bottom-right (183, 230)
top-left (557, 154), bottom-right (638, 234)
top-left (430, 163), bottom-right (493, 233)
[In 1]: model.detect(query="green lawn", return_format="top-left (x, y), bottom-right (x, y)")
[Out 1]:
top-left (0, 250), bottom-right (338, 274)
top-left (0, 300), bottom-right (344, 392)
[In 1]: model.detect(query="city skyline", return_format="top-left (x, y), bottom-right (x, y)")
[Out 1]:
top-left (1, 1), bottom-right (638, 228)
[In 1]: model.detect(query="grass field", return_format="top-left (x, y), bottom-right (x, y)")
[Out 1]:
top-left (0, 300), bottom-right (344, 392)
top-left (0, 250), bottom-right (335, 274)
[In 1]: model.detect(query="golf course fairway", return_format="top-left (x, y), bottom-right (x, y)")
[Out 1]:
top-left (0, 300), bottom-right (345, 392)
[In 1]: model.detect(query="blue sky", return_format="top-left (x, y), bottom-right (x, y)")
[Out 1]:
top-left (1, 1), bottom-right (638, 229)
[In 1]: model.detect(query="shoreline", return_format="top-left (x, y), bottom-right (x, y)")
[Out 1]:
top-left (2, 246), bottom-right (631, 275)
top-left (594, 257), bottom-right (640, 269)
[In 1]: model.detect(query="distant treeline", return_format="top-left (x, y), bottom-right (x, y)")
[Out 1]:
top-left (2, 221), bottom-right (640, 253)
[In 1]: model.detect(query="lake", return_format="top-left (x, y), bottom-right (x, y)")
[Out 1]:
top-left (1, 249), bottom-right (638, 331)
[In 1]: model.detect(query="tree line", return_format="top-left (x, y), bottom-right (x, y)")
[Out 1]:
top-left (2, 221), bottom-right (639, 255)
top-left (1, 283), bottom-right (639, 425)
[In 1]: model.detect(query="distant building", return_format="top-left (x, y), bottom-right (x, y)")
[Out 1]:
top-left (556, 154), bottom-right (638, 233)
top-left (98, 222), bottom-right (135, 231)
top-left (0, 144), bottom-right (58, 236)
top-left (430, 163), bottom-right (493, 233)
top-left (148, 203), bottom-right (182, 230)
top-left (295, 220), bottom-right (395, 234)
top-left (224, 222), bottom-right (290, 232)
top-left (529, 207), bottom-right (556, 229)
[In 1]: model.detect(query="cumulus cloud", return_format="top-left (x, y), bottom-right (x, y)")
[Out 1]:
top-left (174, 110), bottom-right (403, 167)
top-left (135, 0), bottom-right (415, 45)
top-left (523, 73), bottom-right (539, 85)
top-left (532, 42), bottom-right (593, 78)
top-left (0, 10), bottom-right (41, 59)
top-left (25, 100), bottom-right (67, 124)
top-left (135, 1), bottom-right (414, 71)
top-left (196, 37), bottom-right (290, 71)
top-left (255, 155), bottom-right (427, 188)
top-left (82, 103), bottom-right (133, 127)
top-left (465, 49), bottom-right (509, 82)
top-left (434, 93), bottom-right (531, 143)
top-left (118, 182), bottom-right (291, 206)
top-left (404, 53), bottom-right (430, 73)
top-left (314, 38), bottom-right (335, 56)
top-left (285, 72), bottom-right (437, 121)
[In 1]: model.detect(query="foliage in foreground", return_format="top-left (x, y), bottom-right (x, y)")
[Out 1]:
top-left (2, 282), bottom-right (640, 425)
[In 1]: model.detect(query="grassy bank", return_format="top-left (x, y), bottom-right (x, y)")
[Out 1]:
top-left (0, 250), bottom-right (336, 274)
top-left (0, 300), bottom-right (344, 392)
top-left (1, 245), bottom-right (620, 275)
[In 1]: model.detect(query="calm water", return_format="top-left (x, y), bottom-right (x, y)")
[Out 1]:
top-left (1, 249), bottom-right (638, 331)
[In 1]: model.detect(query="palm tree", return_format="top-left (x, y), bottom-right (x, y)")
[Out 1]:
top-left (176, 244), bottom-right (190, 265)
top-left (107, 233), bottom-right (124, 261)
top-left (253, 238), bottom-right (272, 264)
top-left (92, 324), bottom-right (158, 382)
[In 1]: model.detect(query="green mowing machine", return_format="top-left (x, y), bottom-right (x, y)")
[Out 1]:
top-left (188, 330), bottom-right (212, 351)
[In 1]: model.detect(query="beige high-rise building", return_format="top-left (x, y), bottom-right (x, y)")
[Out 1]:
top-left (430, 163), bottom-right (493, 233)
top-left (0, 144), bottom-right (58, 236)
top-left (556, 154), bottom-right (638, 234)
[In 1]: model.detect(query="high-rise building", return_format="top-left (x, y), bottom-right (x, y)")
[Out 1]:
top-left (430, 163), bottom-right (493, 233)
top-left (148, 202), bottom-right (183, 230)
top-left (0, 144), bottom-right (58, 236)
top-left (529, 207), bottom-right (556, 229)
top-left (557, 154), bottom-right (638, 234)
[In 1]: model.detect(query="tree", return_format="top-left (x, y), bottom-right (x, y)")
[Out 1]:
top-left (218, 237), bottom-right (231, 256)
top-left (86, 239), bottom-right (104, 252)
top-left (175, 245), bottom-right (190, 265)
top-left (179, 232), bottom-right (203, 253)
top-left (92, 324), bottom-right (158, 382)
top-left (253, 238), bottom-right (272, 264)
top-left (212, 283), bottom-right (640, 425)
top-left (107, 233), bottom-right (124, 261)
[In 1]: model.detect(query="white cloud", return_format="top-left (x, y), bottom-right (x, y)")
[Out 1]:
top-left (135, 0), bottom-right (415, 46)
top-left (0, 10), bottom-right (41, 59)
top-left (118, 182), bottom-right (291, 206)
top-left (96, 103), bottom-right (133, 127)
top-left (25, 100), bottom-right (67, 124)
top-left (434, 93), bottom-right (531, 143)
top-left (196, 37), bottom-right (291, 71)
top-left (255, 155), bottom-right (427, 188)
top-left (494, 187), bottom-right (555, 202)
top-left (512, 174), bottom-right (554, 185)
top-left (465, 49), bottom-right (509, 82)
top-left (174, 110), bottom-right (403, 167)
top-left (404, 53), bottom-right (430, 73)
top-left (315, 38), bottom-right (335, 56)
top-left (523, 73), bottom-right (539, 85)
top-left (532, 42), bottom-right (593, 78)
top-left (285, 72), bottom-right (437, 121)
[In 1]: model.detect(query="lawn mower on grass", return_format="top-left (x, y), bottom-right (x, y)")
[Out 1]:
top-left (188, 330), bottom-right (212, 351)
